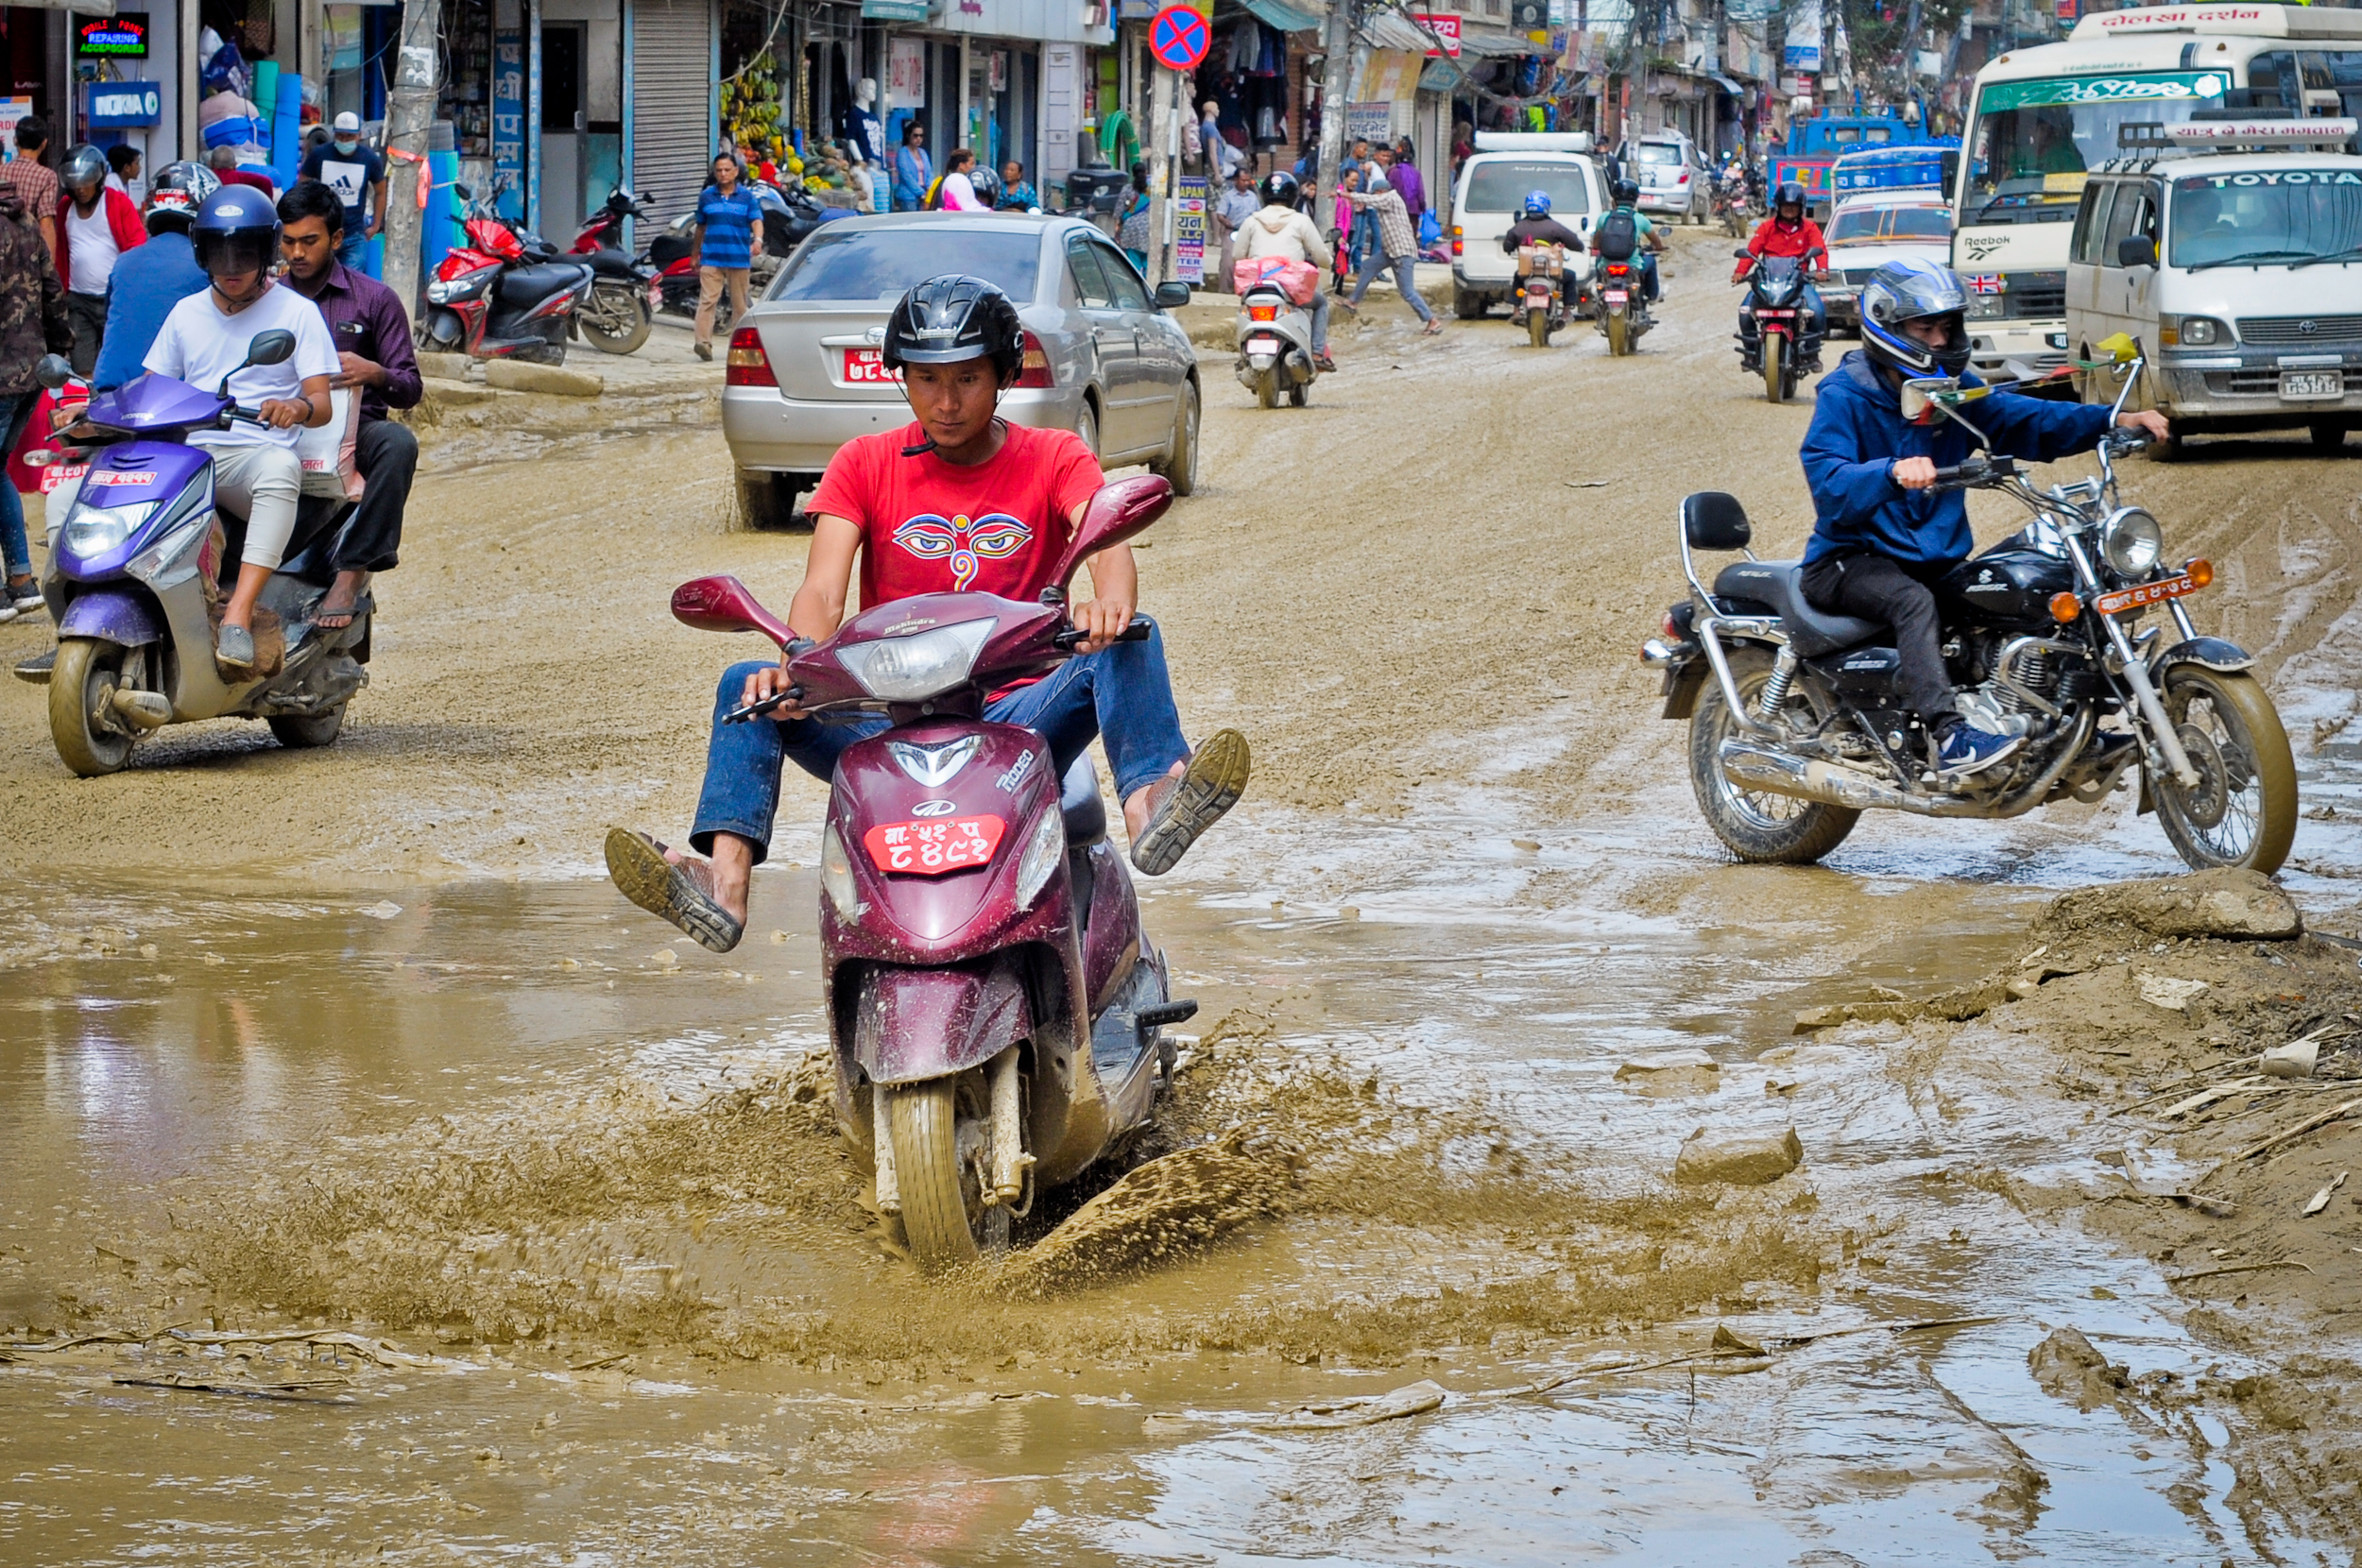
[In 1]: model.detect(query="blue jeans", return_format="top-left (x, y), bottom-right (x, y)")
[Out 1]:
top-left (337, 230), bottom-right (368, 269)
top-left (0, 391), bottom-right (34, 580)
top-left (691, 619), bottom-right (1191, 862)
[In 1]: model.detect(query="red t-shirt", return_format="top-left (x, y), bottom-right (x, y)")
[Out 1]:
top-left (808, 422), bottom-right (1104, 610)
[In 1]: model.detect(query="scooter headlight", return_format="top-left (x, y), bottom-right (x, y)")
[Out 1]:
top-left (2100, 506), bottom-right (2165, 578)
top-left (820, 824), bottom-right (859, 919)
top-left (60, 500), bottom-right (155, 557)
top-left (835, 619), bottom-right (996, 703)
top-left (1014, 804), bottom-right (1067, 909)
top-left (426, 264), bottom-right (501, 304)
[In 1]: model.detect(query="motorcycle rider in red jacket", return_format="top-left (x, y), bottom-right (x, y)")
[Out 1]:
top-left (1734, 180), bottom-right (1828, 373)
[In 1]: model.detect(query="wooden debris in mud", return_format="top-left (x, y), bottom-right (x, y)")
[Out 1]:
top-left (2303, 1171), bottom-right (2349, 1218)
top-left (2166, 1258), bottom-right (2315, 1286)
top-left (1257, 1380), bottom-right (1447, 1430)
top-left (113, 1372), bottom-right (355, 1401)
top-left (2226, 1097), bottom-right (2362, 1166)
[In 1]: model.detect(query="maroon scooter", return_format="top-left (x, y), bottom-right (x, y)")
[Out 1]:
top-left (670, 475), bottom-right (1197, 1273)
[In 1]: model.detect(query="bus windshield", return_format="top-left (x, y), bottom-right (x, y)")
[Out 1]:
top-left (1964, 71), bottom-right (2228, 223)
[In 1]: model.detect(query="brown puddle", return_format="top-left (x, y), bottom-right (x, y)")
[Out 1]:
top-left (0, 861), bottom-right (2340, 1563)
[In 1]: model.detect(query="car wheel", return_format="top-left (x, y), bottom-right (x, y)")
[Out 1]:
top-left (1077, 400), bottom-right (1101, 461)
top-left (1150, 380), bottom-right (1199, 497)
top-left (734, 468), bottom-right (808, 531)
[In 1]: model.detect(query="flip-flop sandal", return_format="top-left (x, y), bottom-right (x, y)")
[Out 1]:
top-left (214, 623), bottom-right (256, 674)
top-left (315, 577), bottom-right (371, 630)
top-left (1129, 729), bottom-right (1252, 878)
top-left (604, 827), bottom-right (745, 954)
top-left (1421, 319), bottom-right (1446, 335)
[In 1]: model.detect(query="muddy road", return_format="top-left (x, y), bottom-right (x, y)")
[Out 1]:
top-left (8, 231), bottom-right (2362, 1563)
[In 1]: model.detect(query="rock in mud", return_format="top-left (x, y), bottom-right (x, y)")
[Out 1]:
top-left (2135, 973), bottom-right (2210, 1012)
top-left (482, 361), bottom-right (605, 398)
top-left (2028, 1325), bottom-right (2130, 1410)
top-left (1673, 1125), bottom-right (1804, 1186)
top-left (2041, 869), bottom-right (2302, 944)
top-left (1616, 1049), bottom-right (1720, 1096)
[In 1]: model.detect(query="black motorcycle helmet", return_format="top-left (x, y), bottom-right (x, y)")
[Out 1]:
top-left (144, 161), bottom-right (221, 235)
top-left (1258, 170), bottom-right (1299, 208)
top-left (1859, 258), bottom-right (1975, 379)
top-left (1774, 180), bottom-right (1807, 218)
top-left (1611, 177), bottom-right (1640, 205)
top-left (191, 185), bottom-right (282, 280)
top-left (60, 143), bottom-right (107, 201)
top-left (882, 274), bottom-right (1025, 383)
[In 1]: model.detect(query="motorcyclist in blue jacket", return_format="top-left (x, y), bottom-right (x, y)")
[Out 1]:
top-left (1798, 258), bottom-right (2168, 777)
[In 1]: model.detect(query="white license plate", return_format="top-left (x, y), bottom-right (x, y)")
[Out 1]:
top-left (2281, 370), bottom-right (2343, 400)
top-left (842, 348), bottom-right (896, 384)
top-left (1603, 289), bottom-right (1628, 305)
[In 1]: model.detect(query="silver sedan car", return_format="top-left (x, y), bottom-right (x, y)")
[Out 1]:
top-left (721, 212), bottom-right (1202, 526)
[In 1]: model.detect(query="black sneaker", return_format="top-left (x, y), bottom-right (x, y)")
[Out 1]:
top-left (13, 646), bottom-right (54, 685)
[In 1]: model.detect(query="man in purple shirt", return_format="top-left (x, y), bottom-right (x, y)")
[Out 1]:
top-left (277, 179), bottom-right (419, 629)
top-left (1388, 140), bottom-right (1427, 229)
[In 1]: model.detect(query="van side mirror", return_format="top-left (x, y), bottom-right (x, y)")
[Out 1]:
top-left (1153, 281), bottom-right (1191, 309)
top-left (35, 353), bottom-right (72, 392)
top-left (1044, 475), bottom-right (1172, 596)
top-left (2116, 234), bottom-right (2156, 270)
top-left (1940, 149), bottom-right (1960, 193)
top-left (1681, 491), bottom-right (1752, 552)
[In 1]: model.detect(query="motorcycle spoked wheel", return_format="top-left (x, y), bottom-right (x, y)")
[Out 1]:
top-left (578, 286), bottom-right (653, 355)
top-left (49, 639), bottom-right (137, 777)
top-left (887, 1072), bottom-right (1012, 1274)
top-left (1608, 311), bottom-right (1631, 356)
top-left (2150, 667), bottom-right (2298, 874)
top-left (1688, 645), bottom-right (1861, 863)
top-left (1529, 307), bottom-right (1550, 348)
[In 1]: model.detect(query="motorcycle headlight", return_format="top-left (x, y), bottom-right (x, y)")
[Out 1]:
top-left (820, 824), bottom-right (859, 919)
top-left (835, 619), bottom-right (996, 703)
top-left (1013, 803), bottom-right (1067, 909)
top-left (60, 500), bottom-right (155, 557)
top-left (2100, 506), bottom-right (2165, 578)
top-left (426, 264), bottom-right (500, 303)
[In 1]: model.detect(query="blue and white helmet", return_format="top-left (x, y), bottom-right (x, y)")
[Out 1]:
top-left (1521, 189), bottom-right (1552, 220)
top-left (1859, 257), bottom-right (1973, 378)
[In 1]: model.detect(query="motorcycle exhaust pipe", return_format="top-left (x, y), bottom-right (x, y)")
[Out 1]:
top-left (108, 688), bottom-right (171, 730)
top-left (1719, 709), bottom-right (2095, 822)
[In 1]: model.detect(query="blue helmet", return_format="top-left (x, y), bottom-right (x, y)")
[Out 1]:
top-left (191, 184), bottom-right (281, 278)
top-left (1521, 189), bottom-right (1552, 220)
top-left (1859, 257), bottom-right (1973, 378)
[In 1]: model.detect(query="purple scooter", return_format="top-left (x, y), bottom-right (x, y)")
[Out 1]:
top-left (669, 474), bottom-right (1198, 1273)
top-left (32, 337), bottom-right (369, 776)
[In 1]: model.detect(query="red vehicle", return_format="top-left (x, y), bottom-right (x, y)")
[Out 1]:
top-left (668, 475), bottom-right (1197, 1274)
top-left (417, 183), bottom-right (595, 364)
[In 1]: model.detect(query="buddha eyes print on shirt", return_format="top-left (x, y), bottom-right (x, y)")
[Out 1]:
top-left (890, 513), bottom-right (1034, 591)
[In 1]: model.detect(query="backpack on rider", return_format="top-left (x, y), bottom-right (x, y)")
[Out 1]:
top-left (1593, 206), bottom-right (1639, 262)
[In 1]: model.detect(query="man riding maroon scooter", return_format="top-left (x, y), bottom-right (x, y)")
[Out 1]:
top-left (606, 273), bottom-right (1250, 1270)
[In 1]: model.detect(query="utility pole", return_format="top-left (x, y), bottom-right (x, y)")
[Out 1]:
top-left (381, 0), bottom-right (441, 322)
top-left (1148, 64), bottom-right (1173, 282)
top-left (1315, 0), bottom-right (1356, 214)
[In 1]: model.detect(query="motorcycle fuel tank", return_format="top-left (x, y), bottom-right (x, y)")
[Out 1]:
top-left (1940, 548), bottom-right (2077, 629)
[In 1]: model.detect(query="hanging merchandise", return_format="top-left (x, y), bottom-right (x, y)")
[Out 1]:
top-left (722, 51), bottom-right (787, 164)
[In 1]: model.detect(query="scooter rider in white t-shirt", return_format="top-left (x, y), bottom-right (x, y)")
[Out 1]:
top-left (140, 186), bottom-right (338, 675)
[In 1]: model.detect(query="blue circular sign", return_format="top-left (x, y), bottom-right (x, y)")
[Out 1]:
top-left (1150, 5), bottom-right (1210, 71)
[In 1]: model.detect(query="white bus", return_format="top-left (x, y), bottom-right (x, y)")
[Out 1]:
top-left (1951, 3), bottom-right (2362, 381)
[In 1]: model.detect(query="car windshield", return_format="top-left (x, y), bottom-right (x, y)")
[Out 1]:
top-left (768, 226), bottom-right (1042, 302)
top-left (1634, 143), bottom-right (1682, 165)
top-left (1827, 205), bottom-right (1952, 244)
top-left (1964, 71), bottom-right (2227, 224)
top-left (1463, 161), bottom-right (1593, 214)
top-left (2170, 167), bottom-right (2362, 267)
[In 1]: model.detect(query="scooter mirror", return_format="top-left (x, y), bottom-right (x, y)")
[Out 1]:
top-left (453, 181), bottom-right (474, 202)
top-left (243, 330), bottom-right (297, 368)
top-left (34, 353), bottom-right (73, 392)
top-left (671, 573), bottom-right (800, 649)
top-left (1044, 475), bottom-right (1172, 597)
top-left (1899, 376), bottom-right (1958, 424)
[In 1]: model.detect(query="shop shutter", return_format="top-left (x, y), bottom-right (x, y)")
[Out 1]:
top-left (632, 0), bottom-right (714, 230)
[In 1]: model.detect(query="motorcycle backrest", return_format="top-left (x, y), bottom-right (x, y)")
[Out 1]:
top-left (1046, 475), bottom-right (1172, 595)
top-left (671, 573), bottom-right (799, 649)
top-left (1683, 492), bottom-right (1752, 553)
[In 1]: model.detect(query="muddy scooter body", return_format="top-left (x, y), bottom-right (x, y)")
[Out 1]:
top-left (1234, 281), bottom-right (1316, 408)
top-left (34, 338), bottom-right (371, 776)
top-left (671, 475), bottom-right (1197, 1273)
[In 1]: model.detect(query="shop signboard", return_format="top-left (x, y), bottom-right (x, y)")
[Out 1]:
top-left (83, 81), bottom-right (160, 127)
top-left (1173, 175), bottom-right (1207, 283)
top-left (861, 0), bottom-right (931, 16)
top-left (1345, 101), bottom-right (1394, 146)
top-left (493, 30), bottom-right (524, 223)
top-left (1410, 12), bottom-right (1460, 56)
top-left (74, 12), bottom-right (146, 57)
top-left (889, 37), bottom-right (927, 106)
top-left (0, 99), bottom-right (30, 141)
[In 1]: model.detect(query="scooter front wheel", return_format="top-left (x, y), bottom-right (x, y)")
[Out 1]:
top-left (50, 639), bottom-right (135, 777)
top-left (887, 1076), bottom-right (1010, 1274)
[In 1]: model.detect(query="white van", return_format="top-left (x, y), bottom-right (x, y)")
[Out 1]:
top-left (1448, 132), bottom-right (1607, 318)
top-left (2065, 124), bottom-right (2362, 452)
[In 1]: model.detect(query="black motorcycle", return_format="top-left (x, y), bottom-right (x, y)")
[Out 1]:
top-left (1735, 250), bottom-right (1823, 404)
top-left (1645, 349), bottom-right (2298, 875)
top-left (566, 188), bottom-right (659, 355)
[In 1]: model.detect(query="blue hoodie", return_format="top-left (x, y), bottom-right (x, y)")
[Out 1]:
top-left (1801, 350), bottom-right (2114, 567)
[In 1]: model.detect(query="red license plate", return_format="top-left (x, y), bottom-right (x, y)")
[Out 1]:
top-left (40, 462), bottom-right (86, 493)
top-left (2096, 572), bottom-right (2201, 617)
top-left (842, 348), bottom-right (897, 384)
top-left (1603, 290), bottom-right (1628, 305)
top-left (864, 813), bottom-right (1007, 876)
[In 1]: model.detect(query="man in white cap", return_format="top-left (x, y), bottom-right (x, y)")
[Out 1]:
top-left (300, 111), bottom-right (387, 268)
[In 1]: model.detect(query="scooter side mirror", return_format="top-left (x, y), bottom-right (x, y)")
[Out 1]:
top-left (34, 353), bottom-right (73, 392)
top-left (244, 330), bottom-right (297, 367)
top-left (1682, 491), bottom-right (1752, 552)
top-left (453, 181), bottom-right (475, 202)
top-left (1044, 475), bottom-right (1172, 596)
top-left (671, 573), bottom-right (800, 649)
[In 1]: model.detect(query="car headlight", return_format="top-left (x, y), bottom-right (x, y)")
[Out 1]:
top-left (835, 619), bottom-right (996, 702)
top-left (60, 500), bottom-right (155, 557)
top-left (2100, 506), bottom-right (2165, 577)
top-left (1967, 295), bottom-right (2007, 320)
top-left (2175, 315), bottom-right (2226, 347)
top-left (1013, 804), bottom-right (1067, 908)
top-left (820, 824), bottom-right (859, 919)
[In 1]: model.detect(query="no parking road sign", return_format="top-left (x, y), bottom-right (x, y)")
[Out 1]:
top-left (1150, 4), bottom-right (1210, 71)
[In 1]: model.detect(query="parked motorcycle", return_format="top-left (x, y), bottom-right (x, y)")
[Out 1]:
top-left (1592, 256), bottom-right (1652, 356)
top-left (669, 475), bottom-right (1198, 1273)
top-left (561, 186), bottom-right (659, 355)
top-left (644, 182), bottom-right (833, 328)
top-left (31, 338), bottom-right (372, 776)
top-left (1714, 174), bottom-right (1750, 238)
top-left (1234, 281), bottom-right (1318, 407)
top-left (1514, 242), bottom-right (1569, 348)
top-left (1644, 348), bottom-right (2297, 874)
top-left (1736, 249), bottom-right (1821, 403)
top-left (419, 186), bottom-right (593, 364)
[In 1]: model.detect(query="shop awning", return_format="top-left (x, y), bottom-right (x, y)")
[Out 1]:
top-left (1456, 25), bottom-right (1537, 56)
top-left (1711, 73), bottom-right (1744, 94)
top-left (1241, 0), bottom-right (1325, 34)
top-left (1358, 10), bottom-right (1431, 51)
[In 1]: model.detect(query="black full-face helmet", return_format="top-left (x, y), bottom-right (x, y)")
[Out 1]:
top-left (1611, 177), bottom-right (1640, 205)
top-left (1259, 170), bottom-right (1299, 208)
top-left (191, 184), bottom-right (282, 279)
top-left (882, 274), bottom-right (1025, 383)
top-left (1774, 180), bottom-right (1807, 217)
top-left (1859, 257), bottom-right (1974, 378)
top-left (145, 161), bottom-right (221, 235)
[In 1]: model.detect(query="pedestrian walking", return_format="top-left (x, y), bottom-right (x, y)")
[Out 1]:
top-left (0, 116), bottom-right (58, 263)
top-left (56, 143), bottom-right (145, 376)
top-left (106, 144), bottom-right (141, 198)
top-left (300, 111), bottom-right (388, 268)
top-left (0, 180), bottom-right (68, 624)
top-left (1341, 171), bottom-right (1440, 335)
top-left (1327, 167), bottom-right (1359, 294)
top-left (692, 151), bottom-right (762, 364)
top-left (1117, 162), bottom-right (1151, 272)
top-left (889, 122), bottom-right (932, 213)
top-left (1213, 164), bottom-right (1258, 292)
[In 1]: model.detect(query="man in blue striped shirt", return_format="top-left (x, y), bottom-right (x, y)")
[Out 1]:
top-left (693, 153), bottom-right (763, 362)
